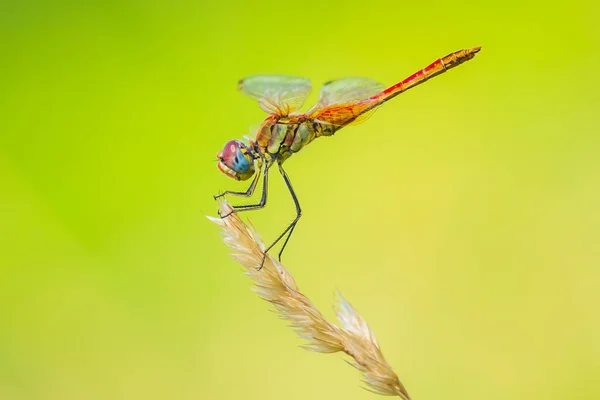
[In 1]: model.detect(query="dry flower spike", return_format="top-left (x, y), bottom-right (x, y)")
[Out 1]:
top-left (208, 201), bottom-right (410, 399)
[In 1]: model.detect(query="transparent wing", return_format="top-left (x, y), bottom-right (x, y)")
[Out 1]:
top-left (313, 77), bottom-right (384, 108)
top-left (238, 75), bottom-right (312, 116)
top-left (307, 77), bottom-right (385, 126)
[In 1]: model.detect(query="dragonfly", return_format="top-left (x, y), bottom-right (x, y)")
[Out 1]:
top-left (215, 46), bottom-right (481, 269)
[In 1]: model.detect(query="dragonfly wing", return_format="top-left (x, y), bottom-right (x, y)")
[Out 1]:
top-left (307, 77), bottom-right (385, 126)
top-left (314, 77), bottom-right (385, 107)
top-left (238, 75), bottom-right (312, 116)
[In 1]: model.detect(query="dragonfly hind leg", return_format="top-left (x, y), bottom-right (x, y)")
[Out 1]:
top-left (258, 162), bottom-right (302, 270)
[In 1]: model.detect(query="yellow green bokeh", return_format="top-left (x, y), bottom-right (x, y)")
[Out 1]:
top-left (1, 1), bottom-right (599, 399)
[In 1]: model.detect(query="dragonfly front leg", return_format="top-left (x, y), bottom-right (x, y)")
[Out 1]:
top-left (214, 151), bottom-right (265, 200)
top-left (258, 162), bottom-right (302, 270)
top-left (214, 166), bottom-right (261, 200)
top-left (218, 163), bottom-right (271, 219)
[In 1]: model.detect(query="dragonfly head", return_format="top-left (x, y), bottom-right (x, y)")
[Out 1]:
top-left (217, 140), bottom-right (255, 181)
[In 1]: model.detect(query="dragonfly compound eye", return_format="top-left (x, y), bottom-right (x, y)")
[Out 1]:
top-left (218, 140), bottom-right (255, 180)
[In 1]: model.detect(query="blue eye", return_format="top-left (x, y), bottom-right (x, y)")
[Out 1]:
top-left (232, 150), bottom-right (250, 173)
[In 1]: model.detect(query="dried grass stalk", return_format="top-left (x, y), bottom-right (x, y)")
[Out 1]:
top-left (208, 201), bottom-right (410, 399)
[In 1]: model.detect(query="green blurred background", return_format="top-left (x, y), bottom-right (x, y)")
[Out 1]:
top-left (1, 1), bottom-right (599, 399)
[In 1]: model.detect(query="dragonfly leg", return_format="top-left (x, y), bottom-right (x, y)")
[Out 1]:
top-left (277, 223), bottom-right (297, 262)
top-left (218, 163), bottom-right (271, 219)
top-left (214, 151), bottom-right (266, 200)
top-left (213, 166), bottom-right (261, 200)
top-left (258, 163), bottom-right (302, 270)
